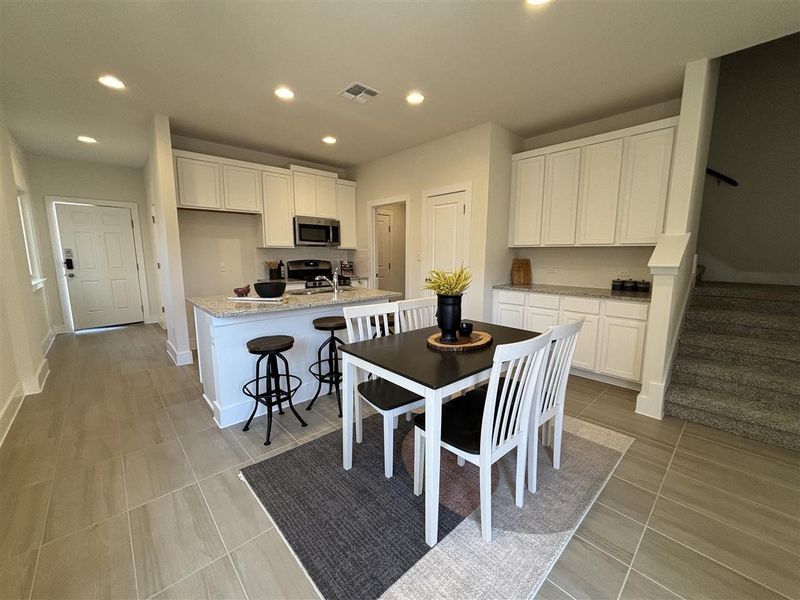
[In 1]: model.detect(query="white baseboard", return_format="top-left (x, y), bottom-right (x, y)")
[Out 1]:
top-left (41, 330), bottom-right (57, 356)
top-left (636, 381), bottom-right (666, 419)
top-left (166, 340), bottom-right (194, 366)
top-left (145, 313), bottom-right (159, 324)
top-left (158, 316), bottom-right (167, 330)
top-left (569, 367), bottom-right (641, 391)
top-left (22, 358), bottom-right (50, 395)
top-left (53, 324), bottom-right (71, 334)
top-left (0, 382), bottom-right (25, 448)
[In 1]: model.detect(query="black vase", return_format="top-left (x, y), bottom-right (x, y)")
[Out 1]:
top-left (436, 294), bottom-right (462, 343)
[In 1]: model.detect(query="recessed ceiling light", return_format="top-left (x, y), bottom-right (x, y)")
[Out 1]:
top-left (77, 135), bottom-right (98, 144)
top-left (526, 0), bottom-right (551, 5)
top-left (98, 74), bottom-right (126, 90)
top-left (274, 86), bottom-right (295, 100)
top-left (406, 91), bottom-right (425, 105)
top-left (322, 136), bottom-right (337, 145)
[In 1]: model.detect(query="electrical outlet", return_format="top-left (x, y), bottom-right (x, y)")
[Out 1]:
top-left (546, 266), bottom-right (557, 273)
top-left (220, 262), bottom-right (227, 272)
top-left (618, 269), bottom-right (630, 277)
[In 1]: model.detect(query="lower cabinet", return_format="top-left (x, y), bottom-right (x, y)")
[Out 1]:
top-left (492, 289), bottom-right (648, 383)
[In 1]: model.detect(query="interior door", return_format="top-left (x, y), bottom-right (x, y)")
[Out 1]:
top-left (426, 189), bottom-right (470, 315)
top-left (375, 211), bottom-right (391, 290)
top-left (56, 203), bottom-right (144, 330)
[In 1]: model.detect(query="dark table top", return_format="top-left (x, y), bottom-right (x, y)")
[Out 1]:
top-left (339, 321), bottom-right (541, 390)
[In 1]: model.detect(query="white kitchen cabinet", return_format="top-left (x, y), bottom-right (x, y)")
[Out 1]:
top-left (577, 139), bottom-right (623, 245)
top-left (260, 169), bottom-right (295, 247)
top-left (176, 156), bottom-right (222, 210)
top-left (598, 317), bottom-right (647, 381)
top-left (496, 303), bottom-right (525, 329)
top-left (542, 148), bottom-right (581, 245)
top-left (222, 164), bottom-right (261, 213)
top-left (561, 311), bottom-right (599, 371)
top-left (508, 156), bottom-right (545, 246)
top-left (617, 128), bottom-right (674, 244)
top-left (291, 166), bottom-right (339, 219)
top-left (525, 307), bottom-right (560, 333)
top-left (336, 181), bottom-right (358, 249)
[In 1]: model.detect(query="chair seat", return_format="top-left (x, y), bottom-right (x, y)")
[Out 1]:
top-left (247, 335), bottom-right (294, 354)
top-left (313, 316), bottom-right (346, 331)
top-left (413, 390), bottom-right (488, 455)
top-left (357, 378), bottom-right (423, 412)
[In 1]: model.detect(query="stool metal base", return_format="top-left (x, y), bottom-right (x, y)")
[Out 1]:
top-left (306, 332), bottom-right (344, 417)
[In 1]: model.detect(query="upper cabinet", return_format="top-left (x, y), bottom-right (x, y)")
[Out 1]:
top-left (222, 164), bottom-right (261, 213)
top-left (509, 118), bottom-right (677, 248)
top-left (175, 151), bottom-right (261, 214)
top-left (261, 168), bottom-right (295, 248)
top-left (291, 165), bottom-right (338, 218)
top-left (336, 180), bottom-right (358, 249)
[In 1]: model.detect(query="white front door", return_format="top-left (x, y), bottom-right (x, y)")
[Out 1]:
top-left (425, 189), bottom-right (471, 315)
top-left (56, 203), bottom-right (144, 330)
top-left (375, 211), bottom-right (392, 291)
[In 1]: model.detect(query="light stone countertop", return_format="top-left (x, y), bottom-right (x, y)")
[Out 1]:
top-left (493, 283), bottom-right (651, 303)
top-left (188, 288), bottom-right (402, 318)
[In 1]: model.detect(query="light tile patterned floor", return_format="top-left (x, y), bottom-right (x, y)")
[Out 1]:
top-left (0, 324), bottom-right (797, 599)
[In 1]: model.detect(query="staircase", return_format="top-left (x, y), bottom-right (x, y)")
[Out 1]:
top-left (665, 282), bottom-right (800, 451)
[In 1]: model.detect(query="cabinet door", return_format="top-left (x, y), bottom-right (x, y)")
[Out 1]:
top-left (599, 317), bottom-right (647, 381)
top-left (336, 183), bottom-right (357, 249)
top-left (524, 307), bottom-right (560, 333)
top-left (509, 157), bottom-right (545, 246)
top-left (261, 172), bottom-right (295, 247)
top-left (577, 139), bottom-right (623, 245)
top-left (293, 172), bottom-right (317, 216)
top-left (222, 165), bottom-right (261, 213)
top-left (617, 128), bottom-right (674, 244)
top-left (542, 148), bottom-right (581, 245)
top-left (561, 311), bottom-right (599, 371)
top-left (496, 303), bottom-right (524, 329)
top-left (176, 157), bottom-right (222, 209)
top-left (315, 176), bottom-right (338, 218)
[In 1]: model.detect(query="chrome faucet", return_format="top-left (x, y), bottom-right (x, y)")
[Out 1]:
top-left (315, 267), bottom-right (340, 300)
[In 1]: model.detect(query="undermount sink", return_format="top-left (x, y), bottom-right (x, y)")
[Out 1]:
top-left (286, 286), bottom-right (353, 296)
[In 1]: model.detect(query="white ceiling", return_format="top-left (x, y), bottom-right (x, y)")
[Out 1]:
top-left (1, 1), bottom-right (798, 168)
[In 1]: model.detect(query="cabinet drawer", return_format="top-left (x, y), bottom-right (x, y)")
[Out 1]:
top-left (497, 290), bottom-right (526, 306)
top-left (563, 296), bottom-right (600, 314)
top-left (604, 301), bottom-right (649, 320)
top-left (527, 293), bottom-right (561, 310)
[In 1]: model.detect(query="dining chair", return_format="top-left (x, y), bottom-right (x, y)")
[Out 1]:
top-left (397, 296), bottom-right (437, 332)
top-left (527, 319), bottom-right (583, 494)
top-left (413, 330), bottom-right (554, 541)
top-left (342, 301), bottom-right (426, 478)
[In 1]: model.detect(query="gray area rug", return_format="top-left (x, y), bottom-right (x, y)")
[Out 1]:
top-left (242, 414), bottom-right (631, 600)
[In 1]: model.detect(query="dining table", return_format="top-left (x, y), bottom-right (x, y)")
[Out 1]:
top-left (339, 320), bottom-right (540, 547)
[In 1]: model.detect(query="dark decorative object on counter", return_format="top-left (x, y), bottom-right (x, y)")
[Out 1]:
top-left (622, 279), bottom-right (638, 292)
top-left (254, 281), bottom-right (286, 298)
top-left (458, 321), bottom-right (474, 337)
top-left (635, 280), bottom-right (651, 293)
top-left (611, 279), bottom-right (625, 291)
top-left (234, 284), bottom-right (251, 297)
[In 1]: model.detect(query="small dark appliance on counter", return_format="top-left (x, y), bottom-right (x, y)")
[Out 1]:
top-left (612, 279), bottom-right (651, 293)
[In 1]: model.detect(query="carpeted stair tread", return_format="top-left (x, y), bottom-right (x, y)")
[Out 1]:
top-left (676, 343), bottom-right (800, 376)
top-left (671, 355), bottom-right (800, 396)
top-left (683, 306), bottom-right (800, 332)
top-left (682, 309), bottom-right (800, 343)
top-left (678, 331), bottom-right (800, 363)
top-left (665, 384), bottom-right (800, 436)
top-left (690, 294), bottom-right (800, 315)
top-left (694, 282), bottom-right (800, 303)
top-left (669, 369), bottom-right (798, 409)
top-left (664, 403), bottom-right (800, 452)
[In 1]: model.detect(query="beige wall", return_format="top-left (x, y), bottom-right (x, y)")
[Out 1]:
top-left (24, 154), bottom-right (160, 326)
top-left (348, 123), bottom-right (496, 319)
top-left (697, 33), bottom-right (800, 284)
top-left (515, 247), bottom-right (654, 288)
top-left (523, 99), bottom-right (681, 150)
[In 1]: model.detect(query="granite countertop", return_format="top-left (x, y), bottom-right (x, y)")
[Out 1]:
top-left (188, 288), bottom-right (402, 318)
top-left (493, 283), bottom-right (651, 303)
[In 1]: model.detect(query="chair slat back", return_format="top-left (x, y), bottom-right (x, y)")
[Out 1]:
top-left (398, 297), bottom-right (436, 332)
top-left (481, 331), bottom-right (553, 455)
top-left (342, 302), bottom-right (400, 343)
top-left (537, 319), bottom-right (583, 422)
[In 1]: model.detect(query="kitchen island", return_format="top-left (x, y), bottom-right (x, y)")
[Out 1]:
top-left (188, 288), bottom-right (402, 427)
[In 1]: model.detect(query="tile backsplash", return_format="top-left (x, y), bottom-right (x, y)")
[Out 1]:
top-left (255, 247), bottom-right (356, 280)
top-left (514, 246), bottom-right (653, 288)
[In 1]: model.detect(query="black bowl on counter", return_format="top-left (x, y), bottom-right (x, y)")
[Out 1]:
top-left (254, 281), bottom-right (286, 298)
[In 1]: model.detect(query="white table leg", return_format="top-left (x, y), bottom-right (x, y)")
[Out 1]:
top-left (342, 355), bottom-right (354, 470)
top-left (424, 388), bottom-right (442, 547)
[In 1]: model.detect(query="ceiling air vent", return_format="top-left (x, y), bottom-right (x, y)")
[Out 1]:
top-left (339, 82), bottom-right (382, 104)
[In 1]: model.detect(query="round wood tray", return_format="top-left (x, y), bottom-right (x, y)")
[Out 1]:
top-left (427, 330), bottom-right (493, 352)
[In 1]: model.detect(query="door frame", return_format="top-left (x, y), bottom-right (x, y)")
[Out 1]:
top-left (45, 195), bottom-right (153, 332)
top-left (367, 194), bottom-right (411, 295)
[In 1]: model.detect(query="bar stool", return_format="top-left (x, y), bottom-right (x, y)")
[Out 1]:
top-left (242, 335), bottom-right (306, 445)
top-left (370, 313), bottom-right (395, 337)
top-left (306, 316), bottom-right (346, 417)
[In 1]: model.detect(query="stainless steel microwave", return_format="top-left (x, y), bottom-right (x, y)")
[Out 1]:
top-left (294, 216), bottom-right (340, 247)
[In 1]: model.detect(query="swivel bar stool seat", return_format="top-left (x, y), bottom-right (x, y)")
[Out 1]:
top-left (242, 335), bottom-right (306, 445)
top-left (306, 315), bottom-right (347, 417)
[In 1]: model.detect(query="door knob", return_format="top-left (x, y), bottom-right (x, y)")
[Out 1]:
top-left (67, 273), bottom-right (75, 278)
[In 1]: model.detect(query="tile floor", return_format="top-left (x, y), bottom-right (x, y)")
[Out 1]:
top-left (0, 324), bottom-right (797, 599)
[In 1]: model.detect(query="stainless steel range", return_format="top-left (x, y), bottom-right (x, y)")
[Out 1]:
top-left (286, 260), bottom-right (351, 289)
